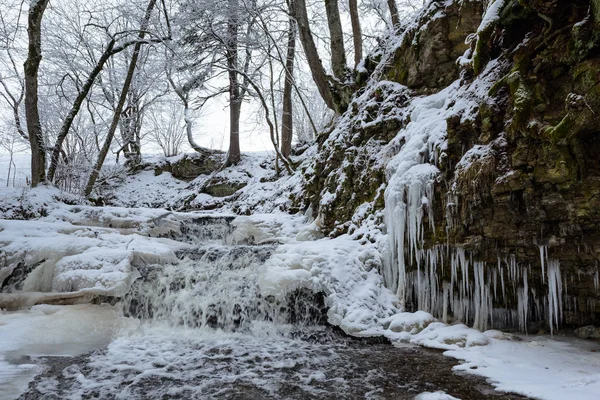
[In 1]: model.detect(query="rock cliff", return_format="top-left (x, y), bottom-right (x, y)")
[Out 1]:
top-left (302, 0), bottom-right (600, 331)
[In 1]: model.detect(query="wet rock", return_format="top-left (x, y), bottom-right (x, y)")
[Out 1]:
top-left (575, 325), bottom-right (600, 340)
top-left (302, 0), bottom-right (600, 328)
top-left (384, 0), bottom-right (483, 91)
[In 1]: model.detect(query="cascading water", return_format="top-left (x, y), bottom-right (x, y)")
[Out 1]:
top-left (123, 216), bottom-right (327, 330)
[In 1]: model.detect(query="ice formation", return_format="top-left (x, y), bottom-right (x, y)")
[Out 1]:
top-left (0, 205), bottom-right (198, 309)
top-left (380, 49), bottom-right (569, 332)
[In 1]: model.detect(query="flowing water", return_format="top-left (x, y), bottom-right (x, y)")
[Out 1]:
top-left (15, 216), bottom-right (527, 400)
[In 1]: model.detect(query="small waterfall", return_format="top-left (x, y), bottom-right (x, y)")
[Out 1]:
top-left (123, 216), bottom-right (328, 331)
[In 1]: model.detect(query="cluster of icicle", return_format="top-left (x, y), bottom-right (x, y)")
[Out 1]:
top-left (379, 73), bottom-right (585, 334)
top-left (381, 125), bottom-right (590, 333)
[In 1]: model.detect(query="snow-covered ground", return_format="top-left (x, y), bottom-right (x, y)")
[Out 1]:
top-left (446, 333), bottom-right (600, 400)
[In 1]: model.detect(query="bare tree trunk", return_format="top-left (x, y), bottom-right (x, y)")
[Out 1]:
top-left (291, 0), bottom-right (337, 112)
top-left (387, 0), bottom-right (400, 29)
top-left (280, 11), bottom-right (296, 159)
top-left (349, 0), bottom-right (363, 67)
top-left (324, 0), bottom-right (346, 81)
top-left (120, 88), bottom-right (143, 168)
top-left (84, 0), bottom-right (157, 196)
top-left (234, 69), bottom-right (293, 174)
top-left (183, 104), bottom-right (205, 153)
top-left (224, 0), bottom-right (241, 167)
top-left (24, 0), bottom-right (50, 187)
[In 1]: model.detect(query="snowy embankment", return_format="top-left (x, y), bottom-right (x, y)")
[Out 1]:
top-left (0, 187), bottom-right (197, 309)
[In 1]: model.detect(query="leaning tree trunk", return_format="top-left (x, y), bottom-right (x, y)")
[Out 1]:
top-left (280, 9), bottom-right (296, 159)
top-left (84, 0), bottom-right (157, 196)
top-left (224, 0), bottom-right (241, 167)
top-left (291, 0), bottom-right (337, 112)
top-left (387, 0), bottom-right (400, 29)
top-left (24, 0), bottom-right (50, 187)
top-left (348, 0), bottom-right (363, 67)
top-left (48, 39), bottom-right (118, 182)
top-left (324, 0), bottom-right (347, 81)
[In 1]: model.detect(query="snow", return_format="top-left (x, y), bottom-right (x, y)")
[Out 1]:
top-left (104, 170), bottom-right (188, 209)
top-left (477, 0), bottom-right (507, 34)
top-left (446, 334), bottom-right (600, 400)
top-left (385, 310), bottom-right (435, 334)
top-left (259, 232), bottom-right (400, 334)
top-left (1, 3), bottom-right (599, 399)
top-left (0, 197), bottom-right (205, 310)
top-left (415, 391), bottom-right (460, 400)
top-left (407, 322), bottom-right (490, 350)
top-left (1, 144), bottom-right (598, 400)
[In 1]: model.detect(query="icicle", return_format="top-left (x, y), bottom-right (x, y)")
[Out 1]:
top-left (383, 164), bottom-right (438, 306)
top-left (472, 261), bottom-right (490, 331)
top-left (492, 268), bottom-right (498, 301)
top-left (498, 257), bottom-right (506, 304)
top-left (547, 260), bottom-right (563, 334)
top-left (517, 269), bottom-right (529, 333)
top-left (539, 245), bottom-right (547, 284)
top-left (442, 281), bottom-right (449, 323)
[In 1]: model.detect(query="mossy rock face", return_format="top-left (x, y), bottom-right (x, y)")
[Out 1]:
top-left (384, 0), bottom-right (483, 90)
top-left (591, 0), bottom-right (600, 25)
top-left (169, 154), bottom-right (221, 181)
top-left (302, 0), bottom-right (600, 326)
top-left (436, 0), bottom-right (600, 326)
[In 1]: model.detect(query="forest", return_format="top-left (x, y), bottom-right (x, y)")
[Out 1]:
top-left (1, 1), bottom-right (600, 399)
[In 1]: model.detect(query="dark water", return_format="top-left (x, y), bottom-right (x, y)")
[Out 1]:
top-left (18, 324), bottom-right (527, 400)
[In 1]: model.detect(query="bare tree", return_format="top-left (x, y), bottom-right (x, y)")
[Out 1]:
top-left (46, 32), bottom-right (169, 182)
top-left (387, 0), bottom-right (400, 28)
top-left (324, 0), bottom-right (346, 81)
top-left (0, 3), bottom-right (28, 143)
top-left (147, 99), bottom-right (186, 157)
top-left (280, 2), bottom-right (296, 159)
top-left (24, 0), bottom-right (50, 187)
top-left (349, 0), bottom-right (363, 66)
top-left (291, 0), bottom-right (337, 112)
top-left (224, 0), bottom-right (242, 166)
top-left (84, 0), bottom-right (158, 196)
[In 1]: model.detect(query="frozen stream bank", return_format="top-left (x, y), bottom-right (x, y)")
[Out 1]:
top-left (1, 206), bottom-right (599, 399)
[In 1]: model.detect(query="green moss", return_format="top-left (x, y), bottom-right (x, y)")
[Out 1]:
top-left (534, 144), bottom-right (577, 184)
top-left (507, 72), bottom-right (533, 130)
top-left (542, 113), bottom-right (575, 143)
top-left (202, 182), bottom-right (246, 197)
top-left (473, 0), bottom-right (514, 75)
